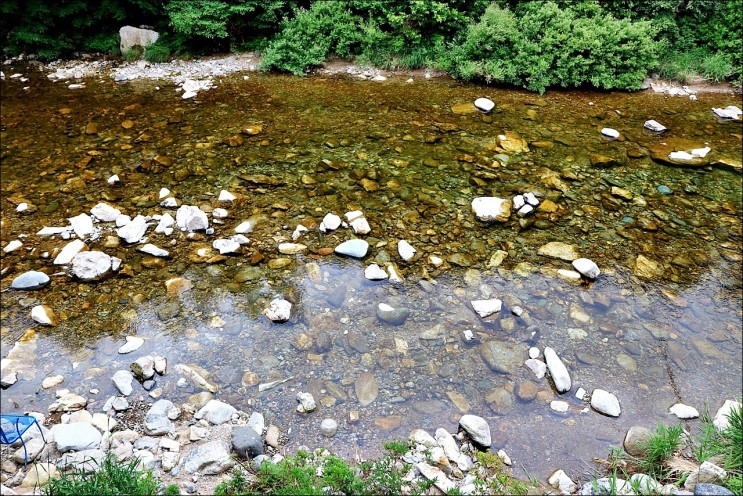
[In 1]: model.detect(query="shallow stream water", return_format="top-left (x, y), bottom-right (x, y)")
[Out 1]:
top-left (1, 65), bottom-right (742, 482)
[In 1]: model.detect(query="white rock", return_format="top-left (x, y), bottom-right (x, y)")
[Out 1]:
top-left (410, 428), bottom-right (438, 448)
top-left (264, 298), bottom-right (292, 322)
top-left (117, 215), bottom-right (148, 243)
top-left (155, 213), bottom-right (175, 234)
top-left (159, 187), bottom-right (170, 199)
top-left (572, 258), bottom-right (600, 279)
top-left (525, 359), bottom-right (547, 379)
top-left (497, 449), bottom-right (512, 466)
top-left (691, 146), bottom-right (711, 158)
top-left (669, 150), bottom-right (695, 161)
top-left (107, 174), bottom-right (120, 185)
top-left (550, 400), bottom-right (569, 413)
top-left (319, 213), bottom-right (342, 232)
top-left (471, 299), bottom-right (502, 318)
top-left (644, 120), bottom-right (667, 132)
top-left (435, 428), bottom-right (460, 462)
top-left (471, 197), bottom-right (511, 222)
top-left (16, 202), bottom-right (29, 212)
top-left (590, 388), bottom-right (621, 417)
top-left (112, 370), bottom-right (134, 396)
top-left (713, 399), bottom-right (742, 431)
top-left (398, 240), bottom-right (416, 261)
top-left (71, 251), bottom-right (113, 281)
top-left (364, 263), bottom-right (388, 280)
top-left (115, 215), bottom-right (131, 227)
top-left (139, 244), bottom-right (169, 257)
top-left (11, 271), bottom-right (51, 290)
top-left (474, 98), bottom-right (495, 113)
top-left (712, 105), bottom-right (742, 120)
top-left (601, 127), bottom-right (620, 139)
top-left (292, 224), bottom-right (308, 240)
top-left (320, 418), bottom-right (338, 437)
top-left (459, 415), bottom-right (491, 447)
top-left (37, 226), bottom-right (70, 236)
top-left (213, 208), bottom-right (228, 218)
top-left (42, 375), bottom-right (64, 389)
top-left (175, 205), bottom-right (209, 232)
top-left (32, 304), bottom-right (55, 326)
top-left (182, 90), bottom-right (198, 99)
top-left (195, 400), bottom-right (237, 425)
top-left (512, 195), bottom-right (525, 211)
top-left (544, 347), bottom-right (571, 393)
top-left (218, 190), bottom-right (236, 201)
top-left (528, 347), bottom-right (540, 359)
top-left (557, 269), bottom-right (582, 280)
top-left (4, 240), bottom-right (22, 253)
top-left (90, 203), bottom-right (121, 222)
top-left (68, 213), bottom-right (95, 238)
top-left (350, 217), bottom-right (371, 234)
top-left (575, 387), bottom-right (587, 401)
top-left (53, 239), bottom-right (87, 265)
top-left (669, 403), bottom-right (699, 419)
top-left (118, 336), bottom-right (144, 354)
top-left (296, 392), bottom-right (317, 413)
top-left (517, 204), bottom-right (534, 217)
top-left (213, 238), bottom-right (240, 254)
top-left (523, 192), bottom-right (539, 206)
top-left (416, 462), bottom-right (456, 494)
top-left (234, 221), bottom-right (254, 233)
top-left (278, 243), bottom-right (307, 254)
top-left (160, 197), bottom-right (178, 208)
top-left (52, 423), bottom-right (102, 452)
top-left (334, 239), bottom-right (369, 258)
top-left (548, 469), bottom-right (578, 494)
top-left (231, 234), bottom-right (249, 245)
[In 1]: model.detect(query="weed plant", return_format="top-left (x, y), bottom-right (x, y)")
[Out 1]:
top-left (43, 453), bottom-right (157, 496)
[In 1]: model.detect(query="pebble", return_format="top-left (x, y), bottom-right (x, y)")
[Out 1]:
top-left (644, 120), bottom-right (667, 132)
top-left (218, 190), bottom-right (236, 201)
top-left (3, 240), bottom-right (22, 253)
top-left (213, 238), bottom-right (240, 254)
top-left (601, 127), bottom-right (620, 139)
top-left (112, 370), bottom-right (134, 396)
top-left (376, 303), bottom-right (410, 325)
top-left (296, 392), bottom-right (317, 413)
top-left (474, 98), bottom-right (495, 113)
top-left (319, 213), bottom-right (342, 232)
top-left (90, 203), bottom-right (121, 222)
top-left (139, 244), bottom-right (169, 257)
top-left (118, 336), bottom-right (144, 354)
top-left (544, 347), bottom-right (571, 393)
top-left (669, 403), bottom-right (699, 419)
top-left (458, 415), bottom-right (491, 447)
top-left (471, 299), bottom-right (502, 318)
top-left (320, 418), bottom-right (338, 437)
top-left (572, 258), bottom-right (600, 279)
top-left (528, 347), bottom-right (540, 359)
top-left (334, 239), bottom-right (369, 258)
top-left (53, 239), bottom-right (87, 265)
top-left (550, 400), bottom-right (569, 413)
top-left (471, 197), bottom-right (511, 222)
top-left (590, 389), bottom-right (621, 417)
top-left (364, 263), bottom-right (388, 280)
top-left (397, 240), bottom-right (416, 261)
top-left (264, 298), bottom-right (292, 322)
top-left (31, 305), bottom-right (56, 326)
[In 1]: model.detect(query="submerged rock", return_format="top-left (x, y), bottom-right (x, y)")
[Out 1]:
top-left (71, 251), bottom-right (113, 281)
top-left (264, 298), bottom-right (292, 322)
top-left (474, 98), bottom-right (495, 113)
top-left (334, 239), bottom-right (369, 258)
top-left (544, 347), bottom-right (571, 393)
top-left (644, 120), bottom-right (667, 132)
top-left (590, 388), bottom-right (621, 417)
top-left (11, 271), bottom-right (50, 290)
top-left (376, 303), bottom-right (410, 325)
top-left (176, 205), bottom-right (209, 232)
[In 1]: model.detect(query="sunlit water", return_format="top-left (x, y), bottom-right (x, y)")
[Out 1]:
top-left (1, 65), bottom-right (741, 482)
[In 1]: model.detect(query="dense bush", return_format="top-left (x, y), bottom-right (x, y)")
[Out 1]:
top-left (441, 1), bottom-right (658, 93)
top-left (260, 1), bottom-right (361, 75)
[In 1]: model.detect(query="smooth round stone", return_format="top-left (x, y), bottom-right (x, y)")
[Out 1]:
top-left (320, 418), bottom-right (338, 437)
top-left (550, 400), bottom-right (569, 413)
top-left (376, 303), bottom-right (410, 325)
top-left (11, 271), bottom-right (50, 290)
top-left (334, 239), bottom-right (369, 258)
top-left (669, 403), bottom-right (699, 419)
top-left (601, 127), bottom-right (620, 139)
top-left (528, 347), bottom-right (540, 359)
top-left (657, 185), bottom-right (672, 195)
top-left (572, 258), bottom-right (600, 279)
top-left (474, 98), bottom-right (495, 113)
top-left (590, 389), bottom-right (621, 417)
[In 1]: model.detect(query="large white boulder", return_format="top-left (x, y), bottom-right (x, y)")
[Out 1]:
top-left (71, 251), bottom-right (113, 281)
top-left (471, 197), bottom-right (511, 222)
top-left (119, 26), bottom-right (159, 54)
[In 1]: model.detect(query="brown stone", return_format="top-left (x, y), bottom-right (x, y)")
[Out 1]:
top-left (374, 415), bottom-right (402, 431)
top-left (590, 153), bottom-right (623, 168)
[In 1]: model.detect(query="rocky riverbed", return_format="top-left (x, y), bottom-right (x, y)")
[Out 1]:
top-left (1, 53), bottom-right (742, 490)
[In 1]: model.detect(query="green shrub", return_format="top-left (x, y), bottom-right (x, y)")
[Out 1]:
top-left (441, 1), bottom-right (658, 93)
top-left (43, 453), bottom-right (157, 496)
top-left (144, 40), bottom-right (171, 63)
top-left (164, 484), bottom-right (181, 496)
top-left (260, 1), bottom-right (362, 75)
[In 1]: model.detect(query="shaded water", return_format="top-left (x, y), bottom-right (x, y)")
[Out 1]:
top-left (1, 66), bottom-right (742, 482)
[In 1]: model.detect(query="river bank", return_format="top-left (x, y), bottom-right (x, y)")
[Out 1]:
top-left (1, 50), bottom-right (741, 494)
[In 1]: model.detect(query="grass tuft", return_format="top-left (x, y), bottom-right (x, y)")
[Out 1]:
top-left (43, 453), bottom-right (157, 496)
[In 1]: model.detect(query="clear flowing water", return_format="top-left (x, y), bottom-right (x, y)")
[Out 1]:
top-left (1, 66), bottom-right (741, 482)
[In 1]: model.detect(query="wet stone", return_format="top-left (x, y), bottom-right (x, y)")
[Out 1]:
top-left (11, 271), bottom-right (50, 290)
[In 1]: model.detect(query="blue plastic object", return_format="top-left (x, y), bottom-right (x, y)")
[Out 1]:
top-left (1, 414), bottom-right (46, 468)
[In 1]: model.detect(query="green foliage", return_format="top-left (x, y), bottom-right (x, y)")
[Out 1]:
top-left (260, 1), bottom-right (361, 75)
top-left (638, 423), bottom-right (683, 477)
top-left (123, 47), bottom-right (143, 62)
top-left (657, 48), bottom-right (734, 83)
top-left (144, 39), bottom-right (171, 63)
top-left (164, 484), bottom-right (181, 496)
top-left (43, 453), bottom-right (157, 496)
top-left (441, 1), bottom-right (658, 93)
top-left (383, 439), bottom-right (410, 455)
top-left (214, 467), bottom-right (250, 496)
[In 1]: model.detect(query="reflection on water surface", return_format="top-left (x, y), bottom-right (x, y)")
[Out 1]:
top-left (1, 66), bottom-right (741, 480)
